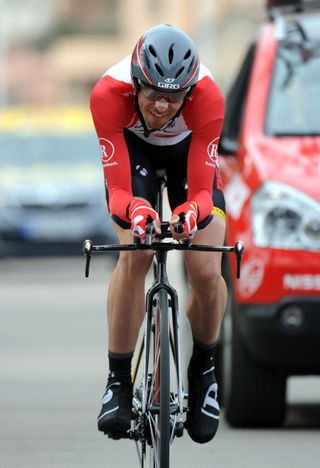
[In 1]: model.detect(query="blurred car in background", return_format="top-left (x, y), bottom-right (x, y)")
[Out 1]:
top-left (218, 0), bottom-right (320, 427)
top-left (0, 106), bottom-right (116, 256)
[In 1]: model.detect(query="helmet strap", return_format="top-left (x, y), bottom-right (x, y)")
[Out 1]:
top-left (186, 84), bottom-right (196, 97)
top-left (134, 93), bottom-right (154, 138)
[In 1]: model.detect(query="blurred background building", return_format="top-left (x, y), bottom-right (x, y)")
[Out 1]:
top-left (0, 0), bottom-right (265, 107)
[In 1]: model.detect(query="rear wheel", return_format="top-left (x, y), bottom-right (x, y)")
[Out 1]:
top-left (223, 290), bottom-right (287, 427)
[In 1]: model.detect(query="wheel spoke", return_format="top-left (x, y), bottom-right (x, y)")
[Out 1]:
top-left (148, 332), bottom-right (160, 406)
top-left (147, 414), bottom-right (160, 468)
top-left (169, 414), bottom-right (176, 445)
top-left (135, 440), bottom-right (143, 467)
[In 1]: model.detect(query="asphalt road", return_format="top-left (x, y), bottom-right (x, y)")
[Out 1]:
top-left (1, 255), bottom-right (320, 468)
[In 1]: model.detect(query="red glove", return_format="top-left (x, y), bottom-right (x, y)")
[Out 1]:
top-left (128, 199), bottom-right (160, 238)
top-left (172, 201), bottom-right (198, 239)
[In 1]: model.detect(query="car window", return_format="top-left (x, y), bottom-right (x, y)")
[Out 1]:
top-left (265, 39), bottom-right (320, 135)
top-left (0, 133), bottom-right (100, 167)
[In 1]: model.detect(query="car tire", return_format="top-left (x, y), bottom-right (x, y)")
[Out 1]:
top-left (214, 339), bottom-right (224, 406)
top-left (223, 290), bottom-right (287, 427)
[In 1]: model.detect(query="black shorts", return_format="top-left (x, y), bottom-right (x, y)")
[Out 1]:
top-left (107, 129), bottom-right (226, 229)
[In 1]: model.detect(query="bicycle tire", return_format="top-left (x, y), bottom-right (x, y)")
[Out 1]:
top-left (158, 288), bottom-right (170, 468)
top-left (147, 287), bottom-right (170, 468)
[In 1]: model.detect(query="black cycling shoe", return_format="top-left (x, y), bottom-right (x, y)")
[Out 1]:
top-left (186, 364), bottom-right (220, 444)
top-left (97, 377), bottom-right (133, 435)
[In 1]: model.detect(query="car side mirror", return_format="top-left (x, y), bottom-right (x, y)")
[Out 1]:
top-left (218, 137), bottom-right (238, 156)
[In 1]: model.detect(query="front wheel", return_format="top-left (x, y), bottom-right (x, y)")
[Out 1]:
top-left (133, 288), bottom-right (171, 468)
top-left (148, 288), bottom-right (170, 468)
top-left (159, 289), bottom-right (170, 467)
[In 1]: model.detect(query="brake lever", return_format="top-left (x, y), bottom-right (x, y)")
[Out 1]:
top-left (174, 223), bottom-right (184, 235)
top-left (174, 212), bottom-right (185, 235)
top-left (145, 218), bottom-right (154, 246)
top-left (83, 239), bottom-right (93, 278)
top-left (235, 241), bottom-right (244, 279)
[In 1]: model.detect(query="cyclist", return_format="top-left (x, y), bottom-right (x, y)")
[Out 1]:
top-left (90, 24), bottom-right (225, 444)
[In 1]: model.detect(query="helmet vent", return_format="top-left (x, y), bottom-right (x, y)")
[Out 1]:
top-left (187, 57), bottom-right (195, 73)
top-left (168, 44), bottom-right (175, 64)
top-left (148, 45), bottom-right (157, 57)
top-left (184, 50), bottom-right (192, 60)
top-left (175, 67), bottom-right (184, 78)
top-left (145, 54), bottom-right (151, 69)
top-left (155, 63), bottom-right (164, 77)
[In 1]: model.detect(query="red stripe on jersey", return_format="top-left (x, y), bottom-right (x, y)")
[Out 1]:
top-left (154, 133), bottom-right (181, 138)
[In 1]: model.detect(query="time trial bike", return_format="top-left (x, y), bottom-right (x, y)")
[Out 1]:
top-left (83, 174), bottom-right (244, 468)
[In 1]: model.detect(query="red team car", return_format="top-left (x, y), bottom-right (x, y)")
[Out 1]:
top-left (218, 0), bottom-right (320, 426)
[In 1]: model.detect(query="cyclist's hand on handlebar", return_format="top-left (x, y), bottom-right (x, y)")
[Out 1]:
top-left (170, 201), bottom-right (198, 240)
top-left (128, 199), bottom-right (161, 239)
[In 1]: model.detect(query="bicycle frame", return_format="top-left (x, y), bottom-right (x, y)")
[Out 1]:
top-left (145, 247), bottom-right (184, 413)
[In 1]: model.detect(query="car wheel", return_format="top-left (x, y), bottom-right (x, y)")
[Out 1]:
top-left (223, 290), bottom-right (287, 427)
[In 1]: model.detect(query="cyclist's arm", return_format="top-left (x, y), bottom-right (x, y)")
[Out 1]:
top-left (90, 76), bottom-right (135, 223)
top-left (183, 77), bottom-right (224, 223)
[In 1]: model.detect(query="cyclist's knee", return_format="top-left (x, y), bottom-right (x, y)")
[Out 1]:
top-left (186, 259), bottom-right (222, 292)
top-left (113, 224), bottom-right (153, 278)
top-left (117, 250), bottom-right (153, 278)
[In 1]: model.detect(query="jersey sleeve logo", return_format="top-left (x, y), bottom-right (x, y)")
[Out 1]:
top-left (206, 137), bottom-right (220, 168)
top-left (99, 138), bottom-right (118, 168)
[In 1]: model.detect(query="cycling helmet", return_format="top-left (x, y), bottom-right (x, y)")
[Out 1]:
top-left (131, 24), bottom-right (200, 94)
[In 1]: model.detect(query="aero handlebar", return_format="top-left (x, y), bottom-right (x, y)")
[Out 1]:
top-left (83, 222), bottom-right (244, 280)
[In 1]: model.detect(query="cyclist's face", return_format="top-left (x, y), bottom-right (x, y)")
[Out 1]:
top-left (137, 91), bottom-right (184, 129)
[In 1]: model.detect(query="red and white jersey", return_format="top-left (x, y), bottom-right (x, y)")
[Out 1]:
top-left (90, 55), bottom-right (224, 223)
